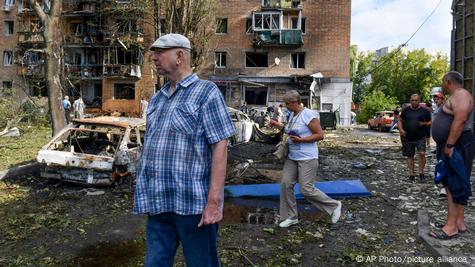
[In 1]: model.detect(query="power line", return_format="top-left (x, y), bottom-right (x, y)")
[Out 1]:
top-left (366, 0), bottom-right (443, 76)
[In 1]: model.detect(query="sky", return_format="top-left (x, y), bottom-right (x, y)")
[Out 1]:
top-left (351, 0), bottom-right (452, 56)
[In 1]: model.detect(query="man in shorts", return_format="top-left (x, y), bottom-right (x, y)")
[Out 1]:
top-left (397, 94), bottom-right (432, 181)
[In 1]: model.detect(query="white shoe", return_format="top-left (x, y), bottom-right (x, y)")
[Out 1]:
top-left (439, 188), bottom-right (447, 197)
top-left (279, 218), bottom-right (299, 228)
top-left (331, 201), bottom-right (342, 224)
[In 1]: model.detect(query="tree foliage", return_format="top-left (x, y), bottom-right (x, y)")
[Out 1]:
top-left (367, 49), bottom-right (448, 104)
top-left (358, 90), bottom-right (398, 123)
top-left (350, 45), bottom-right (373, 105)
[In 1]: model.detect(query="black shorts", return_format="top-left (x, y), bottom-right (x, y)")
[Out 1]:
top-left (402, 137), bottom-right (426, 157)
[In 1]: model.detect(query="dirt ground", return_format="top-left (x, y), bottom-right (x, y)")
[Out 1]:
top-left (1, 126), bottom-right (473, 266)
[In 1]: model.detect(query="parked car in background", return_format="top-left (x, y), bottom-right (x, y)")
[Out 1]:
top-left (367, 111), bottom-right (394, 132)
top-left (37, 116), bottom-right (145, 186)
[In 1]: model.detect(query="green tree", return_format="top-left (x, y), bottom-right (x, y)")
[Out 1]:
top-left (350, 45), bottom-right (373, 105)
top-left (367, 49), bottom-right (448, 104)
top-left (358, 90), bottom-right (397, 123)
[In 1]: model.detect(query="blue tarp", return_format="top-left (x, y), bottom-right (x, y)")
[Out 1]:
top-left (224, 179), bottom-right (371, 200)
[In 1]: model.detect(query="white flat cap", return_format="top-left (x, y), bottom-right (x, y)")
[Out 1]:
top-left (150, 33), bottom-right (191, 50)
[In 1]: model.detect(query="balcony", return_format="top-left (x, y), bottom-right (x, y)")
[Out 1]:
top-left (103, 64), bottom-right (141, 78)
top-left (254, 29), bottom-right (303, 47)
top-left (65, 65), bottom-right (103, 80)
top-left (18, 31), bottom-right (45, 44)
top-left (2, 5), bottom-right (13, 11)
top-left (261, 0), bottom-right (301, 9)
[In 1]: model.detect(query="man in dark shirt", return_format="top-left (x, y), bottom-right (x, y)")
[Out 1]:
top-left (397, 94), bottom-right (432, 181)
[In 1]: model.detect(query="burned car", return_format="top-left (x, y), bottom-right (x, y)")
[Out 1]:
top-left (228, 107), bottom-right (255, 145)
top-left (37, 116), bottom-right (145, 186)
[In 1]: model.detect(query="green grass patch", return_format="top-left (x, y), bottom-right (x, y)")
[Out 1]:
top-left (0, 125), bottom-right (51, 170)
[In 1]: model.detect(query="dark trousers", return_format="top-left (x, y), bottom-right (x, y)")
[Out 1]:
top-left (145, 213), bottom-right (220, 267)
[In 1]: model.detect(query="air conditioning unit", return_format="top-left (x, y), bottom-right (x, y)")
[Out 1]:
top-left (2, 5), bottom-right (12, 11)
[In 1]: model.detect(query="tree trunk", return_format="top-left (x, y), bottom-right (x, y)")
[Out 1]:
top-left (29, 0), bottom-right (66, 135)
top-left (45, 5), bottom-right (66, 134)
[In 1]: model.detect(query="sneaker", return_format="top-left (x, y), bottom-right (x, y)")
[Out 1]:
top-left (439, 188), bottom-right (447, 197)
top-left (409, 175), bottom-right (415, 181)
top-left (279, 218), bottom-right (299, 228)
top-left (331, 201), bottom-right (342, 224)
top-left (419, 173), bottom-right (426, 181)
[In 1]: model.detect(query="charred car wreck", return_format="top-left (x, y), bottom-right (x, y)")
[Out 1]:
top-left (37, 117), bottom-right (145, 186)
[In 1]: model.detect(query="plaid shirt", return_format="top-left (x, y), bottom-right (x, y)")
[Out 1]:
top-left (133, 74), bottom-right (235, 215)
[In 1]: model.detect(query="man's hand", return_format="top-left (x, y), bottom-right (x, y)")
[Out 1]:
top-left (399, 129), bottom-right (406, 137)
top-left (444, 146), bottom-right (454, 157)
top-left (198, 201), bottom-right (222, 227)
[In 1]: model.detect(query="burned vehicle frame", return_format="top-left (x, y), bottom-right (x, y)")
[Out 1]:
top-left (37, 117), bottom-right (145, 186)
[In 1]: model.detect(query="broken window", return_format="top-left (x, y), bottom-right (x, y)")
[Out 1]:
top-left (301, 18), bottom-right (306, 33)
top-left (4, 21), bottom-right (14, 36)
top-left (215, 52), bottom-right (226, 68)
top-left (114, 83), bottom-right (135, 100)
top-left (246, 18), bottom-right (253, 34)
top-left (216, 18), bottom-right (227, 34)
top-left (290, 52), bottom-right (305, 68)
top-left (3, 51), bottom-right (13, 66)
top-left (246, 52), bottom-right (268, 68)
top-left (70, 23), bottom-right (83, 36)
top-left (253, 12), bottom-right (280, 30)
top-left (290, 17), bottom-right (305, 33)
top-left (245, 87), bottom-right (268, 105)
top-left (4, 0), bottom-right (14, 6)
top-left (2, 81), bottom-right (12, 89)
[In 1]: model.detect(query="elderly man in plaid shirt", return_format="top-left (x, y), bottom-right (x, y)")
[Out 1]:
top-left (134, 33), bottom-right (235, 267)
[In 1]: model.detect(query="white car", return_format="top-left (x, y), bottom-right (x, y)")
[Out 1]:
top-left (228, 107), bottom-right (255, 145)
top-left (37, 116), bottom-right (145, 186)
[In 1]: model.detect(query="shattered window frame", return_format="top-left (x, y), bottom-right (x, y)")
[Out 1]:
top-left (3, 50), bottom-right (13, 66)
top-left (245, 52), bottom-right (268, 68)
top-left (253, 12), bottom-right (281, 31)
top-left (4, 21), bottom-right (14, 36)
top-left (216, 18), bottom-right (228, 34)
top-left (290, 52), bottom-right (305, 69)
top-left (113, 83), bottom-right (135, 100)
top-left (214, 51), bottom-right (226, 68)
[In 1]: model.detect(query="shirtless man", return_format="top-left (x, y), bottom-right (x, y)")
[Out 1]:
top-left (430, 71), bottom-right (475, 239)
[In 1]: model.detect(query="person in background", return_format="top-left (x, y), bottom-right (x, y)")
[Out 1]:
top-left (430, 71), bottom-right (475, 240)
top-left (389, 106), bottom-right (401, 132)
top-left (140, 97), bottom-right (149, 119)
top-left (268, 90), bottom-right (342, 228)
top-left (240, 101), bottom-right (248, 114)
top-left (274, 104), bottom-right (283, 123)
top-left (432, 92), bottom-right (447, 197)
top-left (63, 95), bottom-right (71, 124)
top-left (424, 101), bottom-right (434, 147)
top-left (133, 33), bottom-right (235, 266)
top-left (73, 96), bottom-right (85, 119)
top-left (397, 94), bottom-right (431, 182)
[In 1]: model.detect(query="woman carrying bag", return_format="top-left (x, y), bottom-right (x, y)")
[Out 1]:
top-left (268, 90), bottom-right (342, 227)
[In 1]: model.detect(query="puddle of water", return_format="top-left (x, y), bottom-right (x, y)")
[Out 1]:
top-left (223, 198), bottom-right (326, 225)
top-left (67, 240), bottom-right (144, 267)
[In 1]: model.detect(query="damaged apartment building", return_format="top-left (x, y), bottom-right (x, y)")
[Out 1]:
top-left (201, 0), bottom-right (353, 125)
top-left (1, 0), bottom-right (155, 115)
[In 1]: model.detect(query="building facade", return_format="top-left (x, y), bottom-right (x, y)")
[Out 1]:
top-left (451, 0), bottom-right (475, 97)
top-left (1, 0), bottom-right (156, 115)
top-left (199, 0), bottom-right (353, 125)
top-left (0, 0), bottom-right (23, 97)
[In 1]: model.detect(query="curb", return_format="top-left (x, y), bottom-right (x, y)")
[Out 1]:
top-left (0, 162), bottom-right (42, 181)
top-left (417, 209), bottom-right (455, 267)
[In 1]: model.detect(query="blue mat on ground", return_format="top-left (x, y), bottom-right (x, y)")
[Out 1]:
top-left (224, 179), bottom-right (371, 199)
